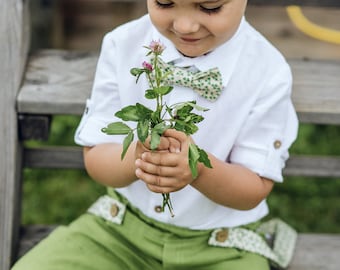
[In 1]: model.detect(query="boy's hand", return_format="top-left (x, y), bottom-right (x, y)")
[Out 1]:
top-left (134, 133), bottom-right (181, 160)
top-left (135, 129), bottom-right (198, 194)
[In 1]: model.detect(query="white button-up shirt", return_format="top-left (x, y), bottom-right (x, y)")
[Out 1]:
top-left (75, 15), bottom-right (298, 229)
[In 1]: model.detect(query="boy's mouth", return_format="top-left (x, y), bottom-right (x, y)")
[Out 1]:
top-left (180, 37), bottom-right (200, 42)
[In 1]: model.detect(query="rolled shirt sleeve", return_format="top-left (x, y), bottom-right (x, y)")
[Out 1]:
top-left (75, 33), bottom-right (125, 146)
top-left (229, 65), bottom-right (298, 182)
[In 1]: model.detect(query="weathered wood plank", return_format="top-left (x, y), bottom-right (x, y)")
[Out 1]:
top-left (17, 50), bottom-right (340, 124)
top-left (290, 59), bottom-right (340, 124)
top-left (0, 1), bottom-right (30, 270)
top-left (289, 234), bottom-right (340, 270)
top-left (24, 147), bottom-right (84, 169)
top-left (284, 156), bottom-right (340, 177)
top-left (22, 146), bottom-right (340, 178)
top-left (17, 50), bottom-right (97, 115)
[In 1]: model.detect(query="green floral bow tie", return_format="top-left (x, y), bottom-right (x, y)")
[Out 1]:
top-left (157, 59), bottom-right (223, 101)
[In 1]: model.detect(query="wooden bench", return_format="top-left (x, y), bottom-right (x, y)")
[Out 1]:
top-left (1, 1), bottom-right (340, 269)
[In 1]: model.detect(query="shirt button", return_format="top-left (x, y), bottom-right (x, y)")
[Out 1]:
top-left (273, 140), bottom-right (282, 149)
top-left (154, 205), bottom-right (163, 213)
top-left (215, 229), bottom-right (228, 243)
top-left (110, 203), bottom-right (119, 217)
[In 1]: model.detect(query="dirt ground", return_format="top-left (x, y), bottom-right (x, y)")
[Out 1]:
top-left (54, 2), bottom-right (340, 60)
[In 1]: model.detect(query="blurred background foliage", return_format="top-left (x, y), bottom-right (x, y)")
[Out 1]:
top-left (23, 0), bottom-right (340, 233)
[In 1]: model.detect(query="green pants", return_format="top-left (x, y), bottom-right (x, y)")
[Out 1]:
top-left (12, 198), bottom-right (270, 270)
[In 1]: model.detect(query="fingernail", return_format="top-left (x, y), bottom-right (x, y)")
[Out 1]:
top-left (135, 168), bottom-right (141, 177)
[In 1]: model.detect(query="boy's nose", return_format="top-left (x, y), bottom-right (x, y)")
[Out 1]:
top-left (173, 16), bottom-right (200, 34)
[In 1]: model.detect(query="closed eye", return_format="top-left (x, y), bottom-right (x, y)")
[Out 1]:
top-left (199, 5), bottom-right (223, 14)
top-left (155, 0), bottom-right (174, 8)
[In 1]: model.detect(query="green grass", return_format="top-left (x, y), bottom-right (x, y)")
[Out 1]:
top-left (22, 116), bottom-right (340, 233)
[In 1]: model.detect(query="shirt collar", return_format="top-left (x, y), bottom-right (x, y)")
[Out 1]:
top-left (150, 17), bottom-right (247, 88)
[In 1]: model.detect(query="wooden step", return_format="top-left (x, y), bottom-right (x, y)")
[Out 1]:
top-left (22, 146), bottom-right (340, 178)
top-left (17, 49), bottom-right (340, 124)
top-left (290, 233), bottom-right (340, 270)
top-left (16, 49), bottom-right (340, 178)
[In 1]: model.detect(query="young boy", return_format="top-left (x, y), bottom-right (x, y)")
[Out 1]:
top-left (12, 0), bottom-right (298, 269)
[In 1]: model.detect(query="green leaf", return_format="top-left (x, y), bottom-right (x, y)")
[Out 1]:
top-left (173, 120), bottom-right (199, 135)
top-left (130, 68), bottom-right (145, 83)
top-left (191, 114), bottom-right (204, 124)
top-left (153, 86), bottom-right (173, 95)
top-left (188, 144), bottom-right (212, 179)
top-left (121, 131), bottom-right (134, 160)
top-left (150, 122), bottom-right (169, 150)
top-left (153, 121), bottom-right (168, 134)
top-left (130, 68), bottom-right (143, 77)
top-left (198, 148), bottom-right (212, 168)
top-left (187, 102), bottom-right (209, 112)
top-left (151, 111), bottom-right (161, 126)
top-left (115, 105), bottom-right (140, 121)
top-left (136, 103), bottom-right (153, 119)
top-left (188, 143), bottom-right (200, 179)
top-left (101, 122), bottom-right (132, 135)
top-left (176, 104), bottom-right (194, 116)
top-left (145, 89), bottom-right (158, 99)
top-left (137, 119), bottom-right (149, 142)
top-left (150, 129), bottom-right (161, 150)
top-left (173, 101), bottom-right (209, 113)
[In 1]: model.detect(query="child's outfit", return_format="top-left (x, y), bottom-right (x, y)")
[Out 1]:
top-left (12, 14), bottom-right (298, 270)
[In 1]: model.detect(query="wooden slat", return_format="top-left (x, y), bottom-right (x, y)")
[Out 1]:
top-left (17, 50), bottom-right (340, 124)
top-left (290, 59), bottom-right (340, 125)
top-left (23, 146), bottom-right (340, 178)
top-left (17, 50), bottom-right (98, 115)
top-left (284, 156), bottom-right (340, 177)
top-left (24, 147), bottom-right (84, 169)
top-left (0, 1), bottom-right (30, 270)
top-left (248, 0), bottom-right (340, 7)
top-left (289, 234), bottom-right (340, 270)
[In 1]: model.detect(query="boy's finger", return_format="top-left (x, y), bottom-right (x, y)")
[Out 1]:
top-left (167, 137), bottom-right (181, 153)
top-left (163, 129), bottom-right (187, 141)
top-left (141, 151), bottom-right (179, 167)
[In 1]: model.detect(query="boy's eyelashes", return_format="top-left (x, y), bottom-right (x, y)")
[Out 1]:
top-left (154, 0), bottom-right (223, 14)
top-left (155, 0), bottom-right (173, 8)
top-left (199, 5), bottom-right (222, 14)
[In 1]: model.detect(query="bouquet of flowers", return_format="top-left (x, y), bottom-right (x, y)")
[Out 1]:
top-left (102, 40), bottom-right (212, 216)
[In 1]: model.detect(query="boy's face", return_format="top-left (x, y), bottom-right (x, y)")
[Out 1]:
top-left (147, 0), bottom-right (247, 57)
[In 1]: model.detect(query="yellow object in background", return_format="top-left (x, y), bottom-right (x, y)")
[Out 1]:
top-left (286, 5), bottom-right (340, 45)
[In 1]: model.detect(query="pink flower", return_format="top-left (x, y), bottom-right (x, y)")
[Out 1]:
top-left (142, 61), bottom-right (153, 71)
top-left (149, 40), bottom-right (166, 54)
